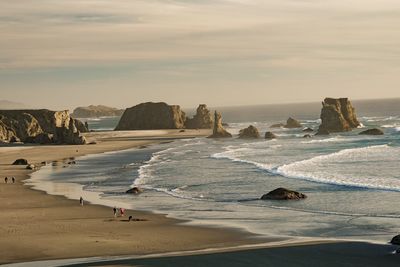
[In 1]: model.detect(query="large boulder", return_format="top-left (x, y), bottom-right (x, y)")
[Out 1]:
top-left (318, 98), bottom-right (360, 133)
top-left (115, 102), bottom-right (186, 130)
top-left (265, 131), bottom-right (277, 140)
top-left (12, 159), bottom-right (28, 165)
top-left (208, 111), bottom-right (232, 138)
top-left (0, 110), bottom-right (87, 145)
top-left (391, 235), bottom-right (400, 245)
top-left (284, 117), bottom-right (302, 128)
top-left (359, 128), bottom-right (384, 135)
top-left (185, 104), bottom-right (213, 129)
top-left (239, 125), bottom-right (260, 139)
top-left (261, 188), bottom-right (307, 200)
top-left (72, 105), bottom-right (124, 118)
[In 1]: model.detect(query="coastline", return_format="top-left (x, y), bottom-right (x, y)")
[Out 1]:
top-left (0, 129), bottom-right (265, 264)
top-left (0, 129), bottom-right (398, 266)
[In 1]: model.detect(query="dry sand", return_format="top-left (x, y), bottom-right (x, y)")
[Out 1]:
top-left (0, 130), bottom-right (263, 264)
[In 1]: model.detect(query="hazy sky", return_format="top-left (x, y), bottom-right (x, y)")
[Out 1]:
top-left (1, 0), bottom-right (400, 110)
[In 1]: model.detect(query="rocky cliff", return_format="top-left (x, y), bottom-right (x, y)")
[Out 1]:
top-left (208, 111), bottom-right (232, 138)
top-left (318, 98), bottom-right (360, 133)
top-left (72, 105), bottom-right (124, 118)
top-left (115, 102), bottom-right (186, 130)
top-left (0, 110), bottom-right (87, 145)
top-left (185, 104), bottom-right (213, 129)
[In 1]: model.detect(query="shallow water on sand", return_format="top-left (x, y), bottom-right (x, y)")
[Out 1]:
top-left (29, 100), bottom-right (400, 242)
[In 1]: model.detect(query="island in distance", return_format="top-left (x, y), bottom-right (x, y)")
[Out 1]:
top-left (72, 105), bottom-right (125, 118)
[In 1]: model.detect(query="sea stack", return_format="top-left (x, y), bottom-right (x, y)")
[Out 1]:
top-left (238, 125), bottom-right (260, 139)
top-left (284, 117), bottom-right (302, 128)
top-left (185, 104), bottom-right (213, 129)
top-left (0, 110), bottom-right (87, 145)
top-left (317, 98), bottom-right (360, 134)
top-left (115, 102), bottom-right (186, 130)
top-left (208, 111), bottom-right (232, 138)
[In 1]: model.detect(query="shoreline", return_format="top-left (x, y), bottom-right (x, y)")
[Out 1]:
top-left (1, 129), bottom-right (398, 265)
top-left (0, 129), bottom-right (268, 264)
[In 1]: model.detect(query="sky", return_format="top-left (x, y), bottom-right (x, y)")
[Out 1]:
top-left (1, 0), bottom-right (400, 110)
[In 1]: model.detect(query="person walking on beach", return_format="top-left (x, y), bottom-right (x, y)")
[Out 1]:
top-left (119, 208), bottom-right (125, 217)
top-left (12, 177), bottom-right (15, 183)
top-left (4, 177), bottom-right (8, 183)
top-left (113, 207), bottom-right (117, 218)
top-left (79, 196), bottom-right (84, 206)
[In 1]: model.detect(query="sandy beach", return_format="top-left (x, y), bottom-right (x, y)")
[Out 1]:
top-left (0, 129), bottom-right (398, 266)
top-left (0, 129), bottom-right (264, 264)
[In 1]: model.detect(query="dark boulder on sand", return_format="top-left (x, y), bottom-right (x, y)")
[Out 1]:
top-left (239, 125), bottom-right (260, 139)
top-left (265, 131), bottom-right (277, 140)
top-left (261, 188), bottom-right (307, 200)
top-left (126, 187), bottom-right (143, 194)
top-left (390, 235), bottom-right (400, 245)
top-left (12, 158), bottom-right (28, 165)
top-left (359, 128), bottom-right (384, 135)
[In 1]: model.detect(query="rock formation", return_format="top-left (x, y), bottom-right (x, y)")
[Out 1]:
top-left (115, 102), bottom-right (186, 130)
top-left (265, 131), bottom-right (277, 140)
top-left (126, 187), bottom-right (143, 194)
top-left (359, 128), bottom-right (384, 135)
top-left (0, 110), bottom-right (87, 145)
top-left (185, 104), bottom-right (213, 129)
top-left (208, 111), bottom-right (232, 138)
top-left (318, 98), bottom-right (360, 133)
top-left (261, 188), bottom-right (307, 200)
top-left (284, 117), bottom-right (302, 128)
top-left (239, 125), bottom-right (260, 139)
top-left (302, 127), bottom-right (314, 132)
top-left (12, 159), bottom-right (28, 165)
top-left (315, 128), bottom-right (330, 136)
top-left (391, 235), bottom-right (400, 245)
top-left (72, 105), bottom-right (124, 118)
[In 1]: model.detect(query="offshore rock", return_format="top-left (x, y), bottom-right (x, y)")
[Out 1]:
top-left (359, 128), bottom-right (384, 135)
top-left (318, 98), bottom-right (360, 133)
top-left (72, 105), bottom-right (124, 118)
top-left (185, 104), bottom-right (213, 129)
top-left (115, 102), bottom-right (186, 130)
top-left (239, 125), bottom-right (260, 139)
top-left (208, 111), bottom-right (232, 138)
top-left (261, 188), bottom-right (307, 200)
top-left (284, 117), bottom-right (302, 128)
top-left (265, 131), bottom-right (277, 140)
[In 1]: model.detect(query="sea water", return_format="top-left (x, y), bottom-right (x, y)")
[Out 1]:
top-left (29, 99), bottom-right (400, 242)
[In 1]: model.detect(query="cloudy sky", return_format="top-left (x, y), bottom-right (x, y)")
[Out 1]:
top-left (1, 0), bottom-right (400, 110)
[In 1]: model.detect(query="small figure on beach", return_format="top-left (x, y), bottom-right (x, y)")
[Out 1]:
top-left (12, 177), bottom-right (15, 183)
top-left (119, 208), bottom-right (125, 217)
top-left (113, 207), bottom-right (117, 217)
top-left (128, 215), bottom-right (133, 222)
top-left (79, 196), bottom-right (84, 206)
top-left (4, 177), bottom-right (8, 183)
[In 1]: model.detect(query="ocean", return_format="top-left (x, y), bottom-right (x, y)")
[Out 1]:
top-left (28, 99), bottom-right (400, 242)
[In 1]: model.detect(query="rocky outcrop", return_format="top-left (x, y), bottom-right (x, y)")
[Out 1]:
top-left (315, 128), bottom-right (330, 136)
top-left (239, 125), bottom-right (260, 139)
top-left (318, 98), bottom-right (360, 133)
top-left (261, 188), bottom-right (307, 200)
top-left (208, 111), bottom-right (232, 138)
top-left (72, 105), bottom-right (124, 118)
top-left (12, 159), bottom-right (28, 165)
top-left (391, 235), bottom-right (400, 245)
top-left (185, 104), bottom-right (213, 129)
top-left (0, 110), bottom-right (87, 145)
top-left (270, 123), bottom-right (285, 128)
top-left (115, 102), bottom-right (186, 130)
top-left (265, 131), bottom-right (277, 140)
top-left (284, 117), bottom-right (302, 128)
top-left (359, 128), bottom-right (384, 135)
top-left (126, 187), bottom-right (143, 194)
